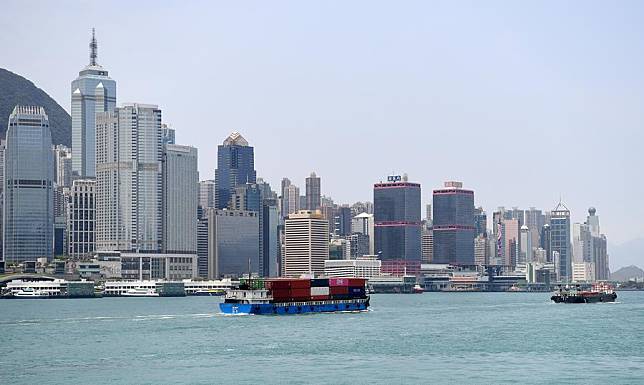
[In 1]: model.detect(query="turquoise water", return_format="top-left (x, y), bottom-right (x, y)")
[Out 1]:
top-left (1, 292), bottom-right (643, 384)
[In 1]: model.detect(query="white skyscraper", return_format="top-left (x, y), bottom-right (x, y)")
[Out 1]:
top-left (519, 225), bottom-right (531, 264)
top-left (53, 144), bottom-right (72, 187)
top-left (96, 104), bottom-right (162, 252)
top-left (163, 144), bottom-right (198, 253)
top-left (283, 210), bottom-right (329, 277)
top-left (199, 180), bottom-right (216, 211)
top-left (71, 29), bottom-right (116, 178)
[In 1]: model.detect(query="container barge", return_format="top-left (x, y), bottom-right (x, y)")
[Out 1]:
top-left (219, 277), bottom-right (370, 315)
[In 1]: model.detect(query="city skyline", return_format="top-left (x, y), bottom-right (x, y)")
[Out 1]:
top-left (1, 2), bottom-right (642, 255)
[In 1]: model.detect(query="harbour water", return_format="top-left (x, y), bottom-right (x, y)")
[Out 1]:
top-left (1, 292), bottom-right (643, 384)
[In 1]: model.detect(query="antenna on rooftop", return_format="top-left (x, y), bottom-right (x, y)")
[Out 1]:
top-left (90, 28), bottom-right (98, 66)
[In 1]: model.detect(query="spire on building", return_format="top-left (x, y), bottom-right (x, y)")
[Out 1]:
top-left (90, 28), bottom-right (98, 66)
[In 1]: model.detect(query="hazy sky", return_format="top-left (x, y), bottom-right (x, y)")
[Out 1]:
top-left (2, 1), bottom-right (643, 246)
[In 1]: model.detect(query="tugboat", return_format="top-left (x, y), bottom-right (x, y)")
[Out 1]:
top-left (219, 277), bottom-right (370, 315)
top-left (551, 283), bottom-right (617, 303)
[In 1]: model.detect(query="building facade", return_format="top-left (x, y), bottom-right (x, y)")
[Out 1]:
top-left (305, 172), bottom-right (321, 211)
top-left (67, 179), bottom-right (95, 257)
top-left (163, 144), bottom-right (198, 254)
top-left (71, 29), bottom-right (116, 178)
top-left (432, 181), bottom-right (475, 265)
top-left (283, 210), bottom-right (329, 277)
top-left (207, 208), bottom-right (260, 279)
top-left (96, 103), bottom-right (162, 252)
top-left (550, 202), bottom-right (571, 281)
top-left (373, 175), bottom-right (422, 261)
top-left (3, 106), bottom-right (54, 262)
top-left (214, 132), bottom-right (256, 209)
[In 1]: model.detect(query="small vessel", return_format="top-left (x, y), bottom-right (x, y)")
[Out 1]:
top-left (412, 284), bottom-right (424, 293)
top-left (12, 287), bottom-right (49, 299)
top-left (219, 277), bottom-right (370, 315)
top-left (122, 288), bottom-right (159, 297)
top-left (551, 283), bottom-right (617, 303)
top-left (193, 289), bottom-right (225, 297)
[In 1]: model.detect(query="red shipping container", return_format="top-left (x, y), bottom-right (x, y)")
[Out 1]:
top-left (348, 278), bottom-right (366, 287)
top-left (310, 295), bottom-right (329, 301)
top-left (271, 289), bottom-right (291, 299)
top-left (265, 280), bottom-right (292, 290)
top-left (329, 286), bottom-right (349, 295)
top-left (290, 288), bottom-right (310, 299)
top-left (329, 278), bottom-right (349, 287)
top-left (289, 280), bottom-right (311, 289)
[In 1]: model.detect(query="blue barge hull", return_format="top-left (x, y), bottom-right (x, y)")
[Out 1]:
top-left (220, 298), bottom-right (369, 315)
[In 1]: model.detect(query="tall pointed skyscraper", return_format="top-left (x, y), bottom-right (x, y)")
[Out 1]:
top-left (71, 28), bottom-right (116, 178)
top-left (214, 132), bottom-right (256, 209)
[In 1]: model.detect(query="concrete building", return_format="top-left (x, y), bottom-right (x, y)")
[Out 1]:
top-left (349, 232), bottom-right (370, 258)
top-left (262, 201), bottom-right (280, 277)
top-left (520, 225), bottom-right (532, 264)
top-left (525, 207), bottom-right (545, 253)
top-left (71, 29), bottom-right (116, 178)
top-left (474, 235), bottom-right (487, 265)
top-left (67, 179), bottom-right (95, 257)
top-left (324, 257), bottom-right (381, 278)
top-left (96, 103), bottom-right (162, 252)
top-left (283, 210), bottom-right (329, 277)
top-left (421, 228), bottom-right (433, 263)
top-left (198, 180), bottom-right (215, 219)
top-left (207, 208), bottom-right (260, 279)
top-left (282, 182), bottom-right (300, 219)
top-left (53, 144), bottom-right (72, 188)
top-left (572, 222), bottom-right (592, 264)
top-left (373, 174), bottom-right (422, 262)
top-left (163, 144), bottom-right (198, 254)
top-left (352, 212), bottom-right (375, 255)
top-left (501, 219), bottom-right (519, 267)
top-left (305, 172), bottom-right (321, 211)
top-left (572, 262), bottom-right (595, 283)
top-left (432, 181), bottom-right (475, 265)
top-left (161, 123), bottom-right (175, 145)
top-left (117, 252), bottom-right (198, 280)
top-left (215, 132), bottom-right (256, 209)
top-left (196, 217), bottom-right (209, 278)
top-left (3, 106), bottom-right (54, 263)
top-left (550, 201), bottom-right (572, 281)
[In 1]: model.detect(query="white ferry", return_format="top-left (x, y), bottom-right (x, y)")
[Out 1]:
top-left (5, 279), bottom-right (67, 298)
top-left (12, 287), bottom-right (49, 298)
top-left (122, 287), bottom-right (159, 297)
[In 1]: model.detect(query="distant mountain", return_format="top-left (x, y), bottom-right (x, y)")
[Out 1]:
top-left (611, 265), bottom-right (644, 282)
top-left (0, 68), bottom-right (70, 146)
top-left (609, 238), bottom-right (644, 272)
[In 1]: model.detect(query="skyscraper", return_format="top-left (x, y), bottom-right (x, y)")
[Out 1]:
top-left (525, 207), bottom-right (545, 256)
top-left (519, 225), bottom-right (531, 264)
top-left (352, 212), bottom-right (375, 255)
top-left (550, 201), bottom-right (571, 281)
top-left (207, 208), bottom-right (260, 278)
top-left (373, 175), bottom-right (422, 261)
top-left (501, 218), bottom-right (519, 267)
top-left (215, 132), bottom-right (256, 209)
top-left (432, 181), bottom-right (475, 265)
top-left (474, 207), bottom-right (487, 237)
top-left (283, 210), bottom-right (329, 277)
top-left (282, 183), bottom-right (300, 218)
top-left (71, 29), bottom-right (116, 178)
top-left (163, 144), bottom-right (198, 254)
top-left (3, 106), bottom-right (54, 262)
top-left (305, 172), bottom-right (321, 211)
top-left (67, 179), bottom-right (95, 257)
top-left (198, 180), bottom-right (215, 218)
top-left (161, 123), bottom-right (175, 145)
top-left (96, 104), bottom-right (162, 252)
top-left (53, 145), bottom-right (72, 188)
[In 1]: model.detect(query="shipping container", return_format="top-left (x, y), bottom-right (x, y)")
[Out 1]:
top-left (271, 289), bottom-right (292, 299)
top-left (349, 287), bottom-right (366, 297)
top-left (329, 286), bottom-right (349, 295)
top-left (310, 295), bottom-right (329, 301)
top-left (265, 280), bottom-right (292, 290)
top-left (330, 294), bottom-right (351, 300)
top-left (290, 288), bottom-right (311, 300)
top-left (311, 278), bottom-right (329, 287)
top-left (348, 278), bottom-right (366, 287)
top-left (310, 286), bottom-right (330, 296)
top-left (289, 279), bottom-right (311, 289)
top-left (329, 278), bottom-right (350, 287)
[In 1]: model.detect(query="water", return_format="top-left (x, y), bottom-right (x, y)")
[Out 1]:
top-left (1, 292), bottom-right (644, 384)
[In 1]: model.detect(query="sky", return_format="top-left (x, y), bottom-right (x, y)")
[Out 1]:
top-left (1, 1), bottom-right (643, 252)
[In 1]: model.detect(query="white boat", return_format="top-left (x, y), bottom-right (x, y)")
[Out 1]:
top-left (122, 288), bottom-right (159, 297)
top-left (13, 287), bottom-right (49, 298)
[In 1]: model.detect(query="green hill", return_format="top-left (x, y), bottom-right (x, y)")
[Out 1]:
top-left (0, 68), bottom-right (70, 146)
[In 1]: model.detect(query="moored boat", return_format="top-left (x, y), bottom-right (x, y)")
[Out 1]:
top-left (219, 277), bottom-right (370, 315)
top-left (122, 288), bottom-right (159, 297)
top-left (11, 287), bottom-right (49, 299)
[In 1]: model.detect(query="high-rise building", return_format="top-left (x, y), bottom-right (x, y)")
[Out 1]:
top-left (283, 210), bottom-right (329, 277)
top-left (474, 235), bottom-right (487, 265)
top-left (281, 182), bottom-right (300, 218)
top-left (540, 223), bottom-right (552, 262)
top-left (207, 208), bottom-right (260, 278)
top-left (474, 207), bottom-right (487, 237)
top-left (71, 29), bottom-right (116, 178)
top-left (196, 216), bottom-right (209, 278)
top-left (352, 212), bottom-right (375, 255)
top-left (421, 228), bottom-right (434, 263)
top-left (198, 180), bottom-right (215, 218)
top-left (525, 207), bottom-right (545, 252)
top-left (432, 181), bottom-right (475, 265)
top-left (96, 104), bottom-right (162, 252)
top-left (373, 175), bottom-right (422, 261)
top-left (501, 218), bottom-right (519, 267)
top-left (262, 199), bottom-right (280, 277)
top-left (334, 205), bottom-right (352, 236)
top-left (425, 204), bottom-right (432, 224)
top-left (215, 132), bottom-right (256, 209)
top-left (163, 144), bottom-right (198, 254)
top-left (3, 106), bottom-right (54, 262)
top-left (53, 144), bottom-right (72, 188)
top-left (67, 179), bottom-right (95, 257)
top-left (161, 123), bottom-right (175, 145)
top-left (305, 172), bottom-right (321, 211)
top-left (587, 208), bottom-right (609, 280)
top-left (550, 201), bottom-right (571, 281)
top-left (572, 222), bottom-right (592, 264)
top-left (519, 225), bottom-right (531, 264)
top-left (349, 232), bottom-right (370, 258)
top-left (0, 140), bottom-right (5, 261)
top-left (587, 207), bottom-right (600, 236)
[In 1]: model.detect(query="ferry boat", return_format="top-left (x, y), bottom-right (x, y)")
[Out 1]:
top-left (12, 288), bottom-right (49, 298)
top-left (122, 288), bottom-right (159, 297)
top-left (551, 283), bottom-right (617, 303)
top-left (220, 277), bottom-right (370, 315)
top-left (412, 284), bottom-right (424, 293)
